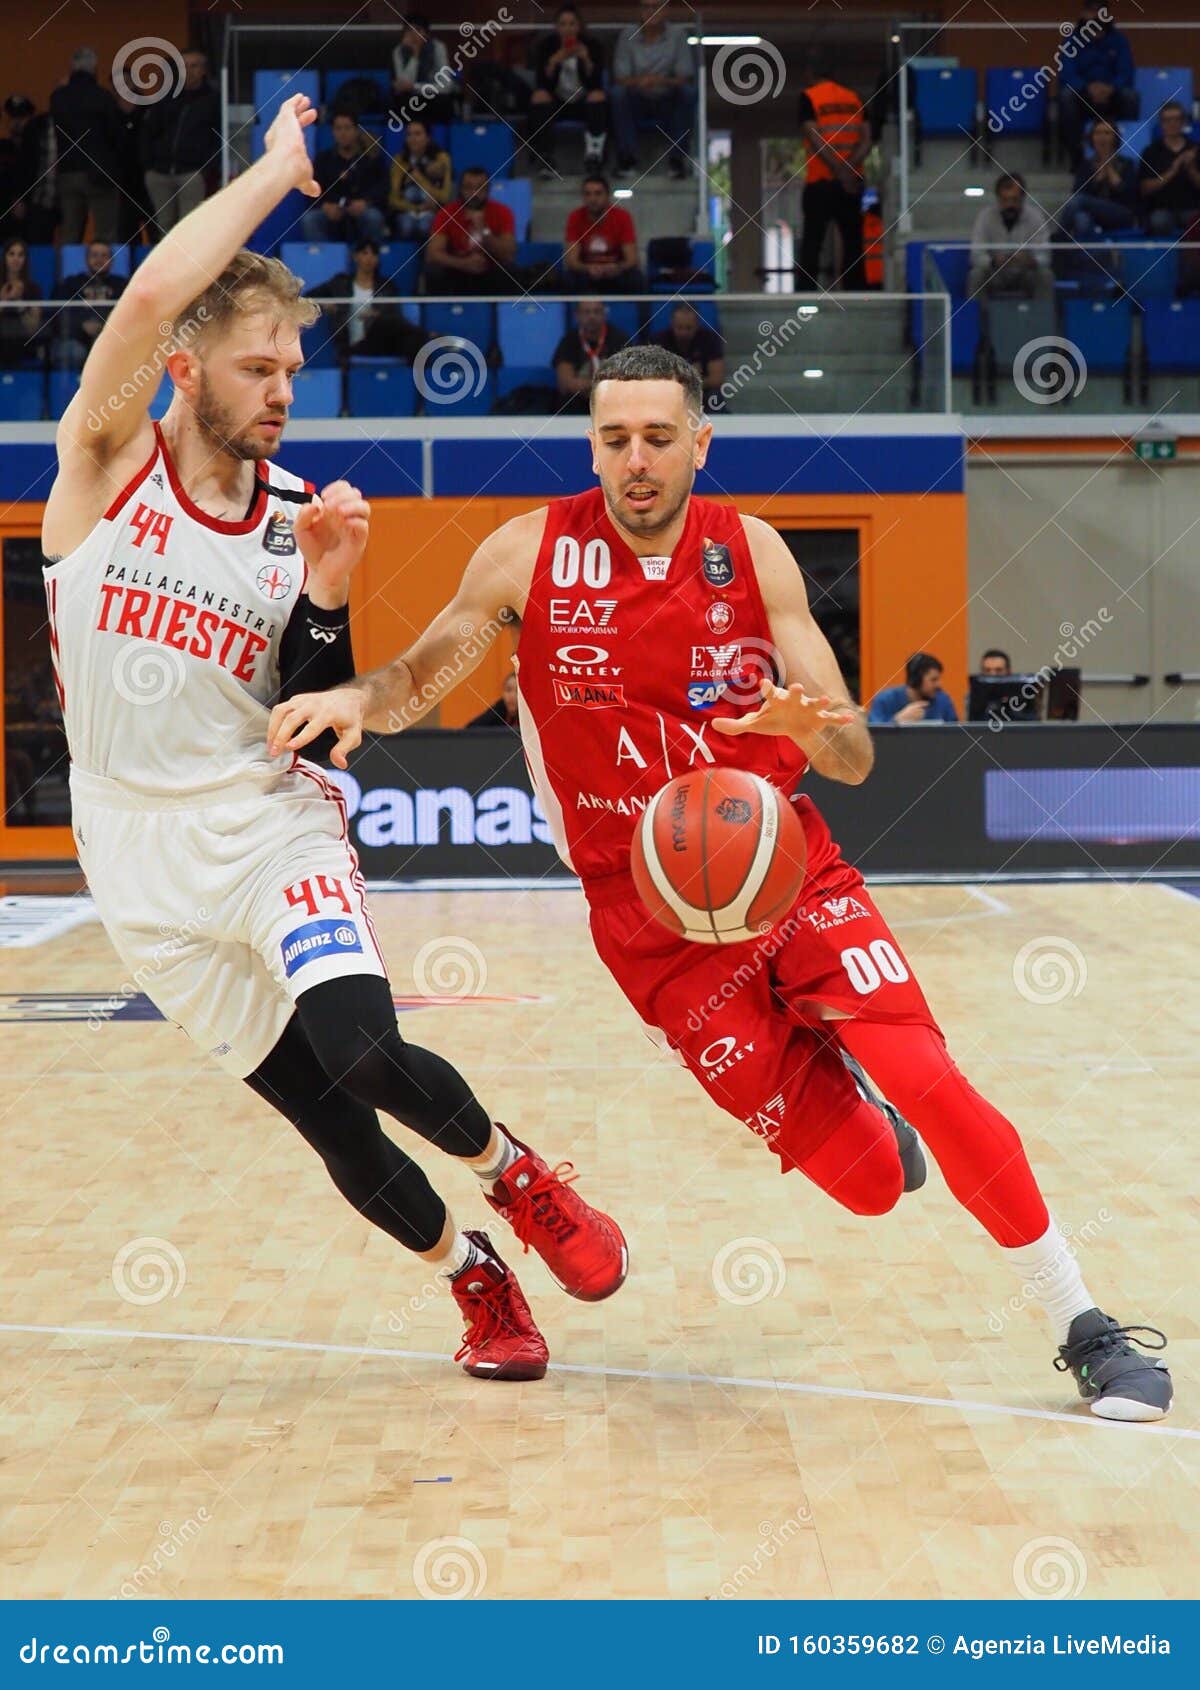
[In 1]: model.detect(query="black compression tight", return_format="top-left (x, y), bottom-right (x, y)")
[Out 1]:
top-left (243, 974), bottom-right (494, 1254)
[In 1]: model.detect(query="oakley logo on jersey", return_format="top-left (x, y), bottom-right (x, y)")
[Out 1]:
top-left (281, 918), bottom-right (363, 977)
top-left (698, 1034), bottom-right (756, 1076)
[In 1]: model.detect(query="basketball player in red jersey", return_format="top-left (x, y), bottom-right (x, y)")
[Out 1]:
top-left (42, 92), bottom-right (626, 1383)
top-left (271, 346), bottom-right (1172, 1420)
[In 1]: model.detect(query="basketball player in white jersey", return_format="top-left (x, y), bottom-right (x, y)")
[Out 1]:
top-left (269, 346), bottom-right (1172, 1421)
top-left (42, 92), bottom-right (626, 1383)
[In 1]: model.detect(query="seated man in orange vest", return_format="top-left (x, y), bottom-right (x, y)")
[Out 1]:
top-left (796, 62), bottom-right (872, 292)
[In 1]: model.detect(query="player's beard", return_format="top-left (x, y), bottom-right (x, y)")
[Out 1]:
top-left (193, 367), bottom-right (282, 462)
top-left (600, 467), bottom-right (692, 541)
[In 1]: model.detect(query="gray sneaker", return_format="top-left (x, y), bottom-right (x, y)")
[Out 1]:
top-left (1055, 1309), bottom-right (1172, 1421)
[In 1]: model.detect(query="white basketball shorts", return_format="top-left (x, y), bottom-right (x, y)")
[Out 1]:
top-left (69, 762), bottom-right (388, 1076)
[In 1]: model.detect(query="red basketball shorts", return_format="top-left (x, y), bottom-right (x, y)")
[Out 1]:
top-left (586, 855), bottom-right (941, 1170)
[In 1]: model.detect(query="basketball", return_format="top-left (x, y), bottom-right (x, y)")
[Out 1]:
top-left (630, 768), bottom-right (807, 945)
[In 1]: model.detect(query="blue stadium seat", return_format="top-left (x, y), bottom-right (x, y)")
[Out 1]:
top-left (496, 365), bottom-right (557, 398)
top-left (301, 312), bottom-right (341, 369)
top-left (647, 237), bottom-right (716, 293)
top-left (1116, 116), bottom-right (1158, 159)
top-left (929, 245), bottom-right (972, 298)
top-left (254, 69), bottom-right (321, 126)
top-left (601, 299), bottom-right (643, 340)
top-left (26, 245), bottom-right (56, 297)
top-left (280, 241), bottom-right (348, 290)
top-left (244, 191), bottom-right (310, 259)
top-left (487, 176), bottom-right (532, 240)
top-left (250, 122), bottom-right (314, 161)
top-left (1063, 297), bottom-right (1133, 373)
top-left (149, 379), bottom-right (172, 421)
top-left (288, 368), bottom-right (343, 417)
top-left (426, 376), bottom-right (493, 417)
top-left (516, 240), bottom-right (564, 280)
top-left (58, 243), bottom-right (132, 280)
top-left (423, 300), bottom-right (494, 351)
top-left (0, 370), bottom-right (43, 420)
top-left (642, 297), bottom-right (721, 340)
top-left (377, 240), bottom-right (422, 293)
top-left (1142, 299), bottom-right (1200, 370)
top-left (347, 359), bottom-right (418, 417)
top-left (985, 67), bottom-right (1047, 136)
top-left (47, 369), bottom-right (80, 417)
top-left (323, 69), bottom-right (391, 112)
top-left (449, 120), bottom-right (516, 179)
top-left (1136, 67), bottom-right (1195, 120)
top-left (497, 300), bottom-right (566, 367)
top-left (913, 66), bottom-right (977, 138)
top-left (1118, 242), bottom-right (1178, 303)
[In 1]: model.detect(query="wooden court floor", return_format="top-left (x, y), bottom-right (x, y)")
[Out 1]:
top-left (1, 880), bottom-right (1197, 1601)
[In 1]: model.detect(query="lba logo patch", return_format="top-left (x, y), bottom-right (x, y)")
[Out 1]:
top-left (701, 536), bottom-right (734, 588)
top-left (262, 511), bottom-right (297, 558)
top-left (281, 918), bottom-right (363, 977)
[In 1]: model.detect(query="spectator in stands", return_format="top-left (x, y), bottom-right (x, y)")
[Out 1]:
top-left (968, 173), bottom-right (1053, 300)
top-left (1138, 102), bottom-right (1200, 236)
top-left (1061, 118), bottom-right (1138, 240)
top-left (51, 48), bottom-right (123, 244)
top-left (111, 85), bottom-right (150, 246)
top-left (0, 237), bottom-right (42, 369)
top-left (1058, 1), bottom-right (1138, 171)
top-left (466, 671), bottom-right (520, 730)
top-left (388, 118), bottom-right (452, 239)
top-left (563, 175), bottom-right (643, 292)
top-left (391, 14), bottom-right (453, 125)
top-left (611, 1), bottom-right (695, 181)
top-left (979, 649), bottom-right (1012, 677)
top-left (52, 239), bottom-right (125, 370)
top-left (307, 238), bottom-right (430, 363)
top-left (139, 48), bottom-right (218, 238)
top-left (795, 61), bottom-right (871, 292)
top-left (424, 166), bottom-right (517, 295)
top-left (869, 653), bottom-right (960, 725)
top-left (304, 108), bottom-right (390, 245)
top-left (653, 301), bottom-right (725, 411)
top-left (553, 297), bottom-right (629, 412)
top-left (529, 7), bottom-right (608, 178)
top-left (0, 96), bottom-right (57, 245)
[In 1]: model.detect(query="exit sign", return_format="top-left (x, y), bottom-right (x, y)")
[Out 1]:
top-left (1134, 438), bottom-right (1177, 461)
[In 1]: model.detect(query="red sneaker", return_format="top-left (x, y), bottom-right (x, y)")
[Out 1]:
top-left (485, 1132), bottom-right (628, 1303)
top-left (450, 1231), bottom-right (549, 1381)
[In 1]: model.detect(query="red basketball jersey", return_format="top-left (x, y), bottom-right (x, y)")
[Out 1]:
top-left (517, 487), bottom-right (841, 890)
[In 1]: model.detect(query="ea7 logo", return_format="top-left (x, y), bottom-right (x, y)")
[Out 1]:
top-left (549, 597), bottom-right (618, 628)
top-left (746, 1092), bottom-right (785, 1143)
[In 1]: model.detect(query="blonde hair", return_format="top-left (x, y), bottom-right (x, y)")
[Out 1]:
top-left (176, 249), bottom-right (320, 347)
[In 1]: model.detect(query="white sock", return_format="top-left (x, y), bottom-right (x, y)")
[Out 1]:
top-left (1001, 1218), bottom-right (1096, 1345)
top-left (438, 1231), bottom-right (486, 1282)
top-left (471, 1126), bottom-right (521, 1194)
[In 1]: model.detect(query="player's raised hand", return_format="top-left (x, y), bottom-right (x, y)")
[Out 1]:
top-left (268, 686), bottom-right (366, 770)
top-left (293, 481), bottom-right (370, 607)
top-left (713, 678), bottom-right (857, 741)
top-left (262, 93), bottom-right (320, 197)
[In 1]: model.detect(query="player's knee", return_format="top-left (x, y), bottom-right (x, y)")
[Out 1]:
top-left (833, 1162), bottom-right (904, 1217)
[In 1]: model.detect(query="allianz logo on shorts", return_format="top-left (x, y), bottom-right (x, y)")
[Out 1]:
top-left (281, 918), bottom-right (363, 978)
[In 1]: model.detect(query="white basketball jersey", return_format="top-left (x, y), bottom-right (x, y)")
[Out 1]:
top-left (44, 422), bottom-right (314, 797)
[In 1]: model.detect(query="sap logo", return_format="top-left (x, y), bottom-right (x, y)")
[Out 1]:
top-left (807, 896), bottom-right (868, 931)
top-left (688, 680), bottom-right (729, 711)
top-left (552, 679), bottom-right (625, 708)
top-left (328, 771), bottom-right (554, 849)
top-left (698, 1034), bottom-right (756, 1077)
top-left (280, 918), bottom-right (362, 978)
top-left (746, 1092), bottom-right (785, 1144)
top-left (550, 642), bottom-right (623, 678)
top-left (690, 644), bottom-right (741, 674)
top-left (549, 597), bottom-right (618, 629)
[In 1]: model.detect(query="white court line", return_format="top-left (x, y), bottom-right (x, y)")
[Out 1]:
top-left (1, 1320), bottom-right (1194, 1443)
top-left (963, 883), bottom-right (1012, 916)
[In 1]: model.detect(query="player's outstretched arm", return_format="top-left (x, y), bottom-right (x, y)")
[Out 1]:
top-left (57, 95), bottom-right (320, 464)
top-left (713, 515), bottom-right (874, 786)
top-left (266, 508), bottom-right (543, 769)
